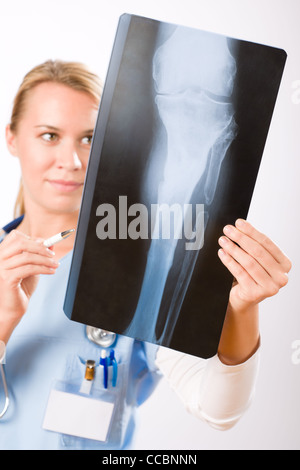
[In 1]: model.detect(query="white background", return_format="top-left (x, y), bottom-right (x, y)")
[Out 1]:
top-left (0, 0), bottom-right (299, 450)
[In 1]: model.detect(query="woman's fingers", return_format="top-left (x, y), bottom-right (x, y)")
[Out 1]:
top-left (10, 264), bottom-right (58, 282)
top-left (222, 221), bottom-right (290, 281)
top-left (3, 251), bottom-right (59, 271)
top-left (219, 234), bottom-right (287, 288)
top-left (218, 238), bottom-right (284, 300)
top-left (0, 230), bottom-right (55, 261)
top-left (0, 230), bottom-right (59, 289)
top-left (234, 219), bottom-right (292, 274)
top-left (218, 247), bottom-right (257, 290)
top-left (218, 219), bottom-right (292, 303)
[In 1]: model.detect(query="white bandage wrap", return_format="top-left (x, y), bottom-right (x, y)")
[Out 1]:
top-left (155, 346), bottom-right (260, 431)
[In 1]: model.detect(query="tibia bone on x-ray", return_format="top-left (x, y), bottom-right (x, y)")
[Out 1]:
top-left (124, 27), bottom-right (237, 345)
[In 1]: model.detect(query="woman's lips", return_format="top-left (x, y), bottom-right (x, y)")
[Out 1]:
top-left (48, 179), bottom-right (83, 192)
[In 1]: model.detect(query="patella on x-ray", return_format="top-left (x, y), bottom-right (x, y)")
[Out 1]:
top-left (64, 14), bottom-right (286, 358)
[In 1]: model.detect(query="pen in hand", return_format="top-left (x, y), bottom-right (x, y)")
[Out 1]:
top-left (43, 229), bottom-right (75, 248)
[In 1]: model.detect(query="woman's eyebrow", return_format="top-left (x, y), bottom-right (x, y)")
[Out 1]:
top-left (34, 124), bottom-right (61, 131)
top-left (80, 129), bottom-right (94, 135)
top-left (34, 125), bottom-right (94, 134)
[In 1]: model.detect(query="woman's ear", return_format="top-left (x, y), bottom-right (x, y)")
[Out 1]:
top-left (5, 124), bottom-right (18, 156)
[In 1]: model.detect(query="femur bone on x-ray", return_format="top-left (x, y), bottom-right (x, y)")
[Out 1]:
top-left (125, 26), bottom-right (237, 344)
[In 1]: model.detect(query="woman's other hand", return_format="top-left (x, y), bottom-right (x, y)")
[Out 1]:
top-left (0, 230), bottom-right (59, 342)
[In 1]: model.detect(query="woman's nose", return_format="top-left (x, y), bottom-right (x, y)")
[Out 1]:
top-left (72, 151), bottom-right (82, 170)
top-left (56, 145), bottom-right (82, 171)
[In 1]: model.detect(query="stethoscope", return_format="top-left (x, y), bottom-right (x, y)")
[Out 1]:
top-left (0, 363), bottom-right (9, 419)
top-left (0, 327), bottom-right (116, 419)
top-left (85, 326), bottom-right (117, 348)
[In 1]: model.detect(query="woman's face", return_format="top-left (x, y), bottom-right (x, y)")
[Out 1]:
top-left (6, 81), bottom-right (99, 215)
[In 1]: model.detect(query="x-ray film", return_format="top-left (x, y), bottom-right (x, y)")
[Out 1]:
top-left (64, 14), bottom-right (287, 358)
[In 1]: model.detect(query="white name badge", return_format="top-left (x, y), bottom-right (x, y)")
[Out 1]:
top-left (42, 389), bottom-right (115, 442)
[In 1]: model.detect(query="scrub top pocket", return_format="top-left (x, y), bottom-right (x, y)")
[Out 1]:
top-left (42, 354), bottom-right (133, 450)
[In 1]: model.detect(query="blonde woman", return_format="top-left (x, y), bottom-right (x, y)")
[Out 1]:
top-left (0, 60), bottom-right (291, 449)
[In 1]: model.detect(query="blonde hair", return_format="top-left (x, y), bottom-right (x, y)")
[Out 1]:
top-left (10, 59), bottom-right (103, 218)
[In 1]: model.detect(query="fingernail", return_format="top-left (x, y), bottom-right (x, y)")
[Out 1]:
top-left (236, 218), bottom-right (245, 228)
top-left (219, 236), bottom-right (228, 245)
top-left (223, 225), bottom-right (232, 235)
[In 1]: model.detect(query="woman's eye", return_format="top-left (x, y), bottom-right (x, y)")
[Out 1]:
top-left (41, 132), bottom-right (58, 142)
top-left (81, 135), bottom-right (93, 145)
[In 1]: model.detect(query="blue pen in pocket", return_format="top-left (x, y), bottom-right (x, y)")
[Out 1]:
top-left (100, 350), bottom-right (108, 389)
top-left (109, 350), bottom-right (118, 387)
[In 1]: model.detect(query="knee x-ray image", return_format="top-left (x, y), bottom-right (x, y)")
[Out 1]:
top-left (64, 14), bottom-right (286, 358)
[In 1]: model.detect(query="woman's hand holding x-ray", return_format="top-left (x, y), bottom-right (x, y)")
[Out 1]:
top-left (218, 219), bottom-right (292, 312)
top-left (0, 230), bottom-right (59, 343)
top-left (217, 218), bottom-right (292, 365)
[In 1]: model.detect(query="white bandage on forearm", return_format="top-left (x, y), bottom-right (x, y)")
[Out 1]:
top-left (155, 346), bottom-right (260, 431)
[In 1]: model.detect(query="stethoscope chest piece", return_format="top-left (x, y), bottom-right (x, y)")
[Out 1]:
top-left (86, 326), bottom-right (116, 348)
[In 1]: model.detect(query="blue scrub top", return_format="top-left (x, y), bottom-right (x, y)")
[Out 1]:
top-left (0, 218), bottom-right (160, 450)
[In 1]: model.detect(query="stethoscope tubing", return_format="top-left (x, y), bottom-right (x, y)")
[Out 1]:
top-left (0, 363), bottom-right (9, 419)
